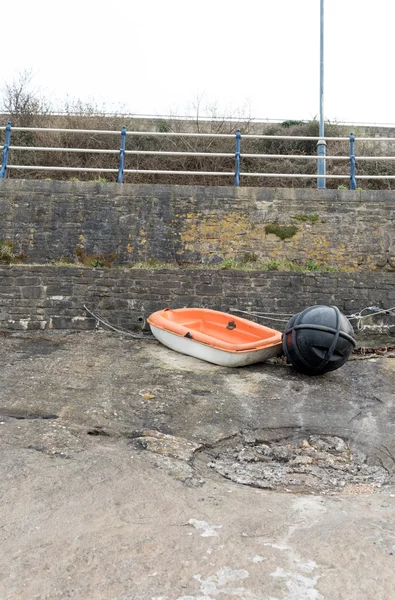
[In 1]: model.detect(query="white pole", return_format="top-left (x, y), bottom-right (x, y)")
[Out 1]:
top-left (317, 0), bottom-right (327, 189)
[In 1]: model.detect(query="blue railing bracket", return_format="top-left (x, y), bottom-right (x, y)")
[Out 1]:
top-left (117, 125), bottom-right (127, 183)
top-left (235, 129), bottom-right (241, 187)
top-left (0, 121), bottom-right (12, 179)
top-left (349, 132), bottom-right (357, 190)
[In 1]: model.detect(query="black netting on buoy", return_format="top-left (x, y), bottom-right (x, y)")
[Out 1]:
top-left (282, 305), bottom-right (356, 375)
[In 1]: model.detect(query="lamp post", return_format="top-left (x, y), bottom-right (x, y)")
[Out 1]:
top-left (317, 0), bottom-right (326, 189)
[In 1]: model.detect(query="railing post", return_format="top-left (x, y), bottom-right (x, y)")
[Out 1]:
top-left (0, 121), bottom-right (12, 179)
top-left (117, 125), bottom-right (127, 183)
top-left (317, 138), bottom-right (326, 189)
top-left (349, 132), bottom-right (357, 190)
top-left (235, 129), bottom-right (241, 187)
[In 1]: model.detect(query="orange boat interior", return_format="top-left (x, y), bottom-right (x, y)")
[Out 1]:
top-left (148, 308), bottom-right (282, 352)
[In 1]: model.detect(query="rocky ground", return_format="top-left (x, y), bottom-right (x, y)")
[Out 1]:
top-left (0, 330), bottom-right (394, 600)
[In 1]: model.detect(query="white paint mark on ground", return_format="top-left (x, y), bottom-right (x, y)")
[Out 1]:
top-left (298, 561), bottom-right (319, 573)
top-left (188, 519), bottom-right (223, 537)
top-left (177, 566), bottom-right (250, 599)
top-left (264, 542), bottom-right (291, 551)
top-left (262, 497), bottom-right (326, 599)
top-left (201, 566), bottom-right (249, 587)
top-left (251, 555), bottom-right (266, 563)
top-left (270, 565), bottom-right (324, 600)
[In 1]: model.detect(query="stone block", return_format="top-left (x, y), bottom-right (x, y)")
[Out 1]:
top-left (49, 316), bottom-right (74, 329)
top-left (98, 298), bottom-right (129, 310)
top-left (14, 277), bottom-right (43, 286)
top-left (46, 284), bottom-right (73, 296)
top-left (195, 285), bottom-right (224, 296)
top-left (20, 286), bottom-right (45, 300)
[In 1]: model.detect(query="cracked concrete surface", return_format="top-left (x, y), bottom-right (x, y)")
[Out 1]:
top-left (0, 331), bottom-right (394, 600)
top-left (197, 433), bottom-right (390, 494)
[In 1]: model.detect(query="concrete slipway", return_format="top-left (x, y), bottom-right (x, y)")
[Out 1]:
top-left (0, 331), bottom-right (394, 600)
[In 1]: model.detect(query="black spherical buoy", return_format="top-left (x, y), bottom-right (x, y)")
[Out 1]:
top-left (282, 305), bottom-right (356, 375)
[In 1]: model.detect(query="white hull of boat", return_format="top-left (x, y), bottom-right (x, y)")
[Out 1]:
top-left (149, 324), bottom-right (283, 367)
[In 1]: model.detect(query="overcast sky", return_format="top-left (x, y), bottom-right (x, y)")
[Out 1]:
top-left (2, 0), bottom-right (394, 123)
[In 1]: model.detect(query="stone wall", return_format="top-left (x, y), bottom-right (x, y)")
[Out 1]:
top-left (1, 180), bottom-right (395, 271)
top-left (0, 265), bottom-right (393, 335)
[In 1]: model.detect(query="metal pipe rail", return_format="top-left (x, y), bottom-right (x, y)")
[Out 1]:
top-left (6, 165), bottom-right (234, 177)
top-left (4, 165), bottom-right (349, 178)
top-left (6, 146), bottom-right (395, 161)
top-left (7, 146), bottom-right (235, 158)
top-left (241, 173), bottom-right (349, 179)
top-left (2, 122), bottom-right (395, 187)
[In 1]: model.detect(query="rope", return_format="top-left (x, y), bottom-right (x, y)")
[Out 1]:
top-left (84, 304), bottom-right (395, 338)
top-left (229, 308), bottom-right (291, 322)
top-left (83, 305), bottom-right (156, 340)
top-left (346, 306), bottom-right (395, 330)
top-left (230, 305), bottom-right (395, 331)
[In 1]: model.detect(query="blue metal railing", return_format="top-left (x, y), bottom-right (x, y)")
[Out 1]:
top-left (0, 121), bottom-right (12, 179)
top-left (117, 126), bottom-right (127, 184)
top-left (2, 123), bottom-right (395, 188)
top-left (349, 132), bottom-right (357, 190)
top-left (235, 129), bottom-right (241, 187)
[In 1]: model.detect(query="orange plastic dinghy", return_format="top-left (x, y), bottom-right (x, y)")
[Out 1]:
top-left (147, 308), bottom-right (282, 367)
